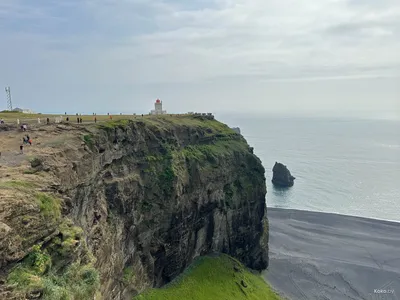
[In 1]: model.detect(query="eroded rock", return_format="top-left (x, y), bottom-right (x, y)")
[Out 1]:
top-left (272, 162), bottom-right (295, 187)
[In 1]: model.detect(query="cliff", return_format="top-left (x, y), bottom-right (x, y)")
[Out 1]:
top-left (0, 115), bottom-right (268, 300)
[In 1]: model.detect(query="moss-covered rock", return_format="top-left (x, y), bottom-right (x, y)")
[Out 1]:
top-left (35, 193), bottom-right (61, 220)
top-left (6, 224), bottom-right (99, 300)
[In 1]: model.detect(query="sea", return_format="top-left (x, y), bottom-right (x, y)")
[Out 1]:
top-left (217, 113), bottom-right (400, 222)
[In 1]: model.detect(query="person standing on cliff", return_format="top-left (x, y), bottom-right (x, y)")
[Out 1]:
top-left (26, 135), bottom-right (32, 146)
top-left (20, 144), bottom-right (24, 154)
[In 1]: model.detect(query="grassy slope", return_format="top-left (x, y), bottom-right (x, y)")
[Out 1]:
top-left (96, 114), bottom-right (233, 131)
top-left (135, 254), bottom-right (281, 300)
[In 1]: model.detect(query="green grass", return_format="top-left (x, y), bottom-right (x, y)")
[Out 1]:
top-left (0, 112), bottom-right (136, 122)
top-left (93, 114), bottom-right (235, 137)
top-left (97, 119), bottom-right (131, 130)
top-left (56, 221), bottom-right (84, 256)
top-left (0, 180), bottom-right (38, 189)
top-left (35, 193), bottom-right (61, 220)
top-left (29, 156), bottom-right (43, 168)
top-left (23, 169), bottom-right (39, 174)
top-left (123, 267), bottom-right (136, 285)
top-left (0, 181), bottom-right (61, 220)
top-left (8, 259), bottom-right (99, 300)
top-left (82, 134), bottom-right (94, 147)
top-left (140, 115), bottom-right (234, 134)
top-left (7, 222), bottom-right (100, 300)
top-left (157, 164), bottom-right (175, 197)
top-left (0, 113), bottom-right (233, 136)
top-left (180, 140), bottom-right (248, 163)
top-left (134, 254), bottom-right (281, 300)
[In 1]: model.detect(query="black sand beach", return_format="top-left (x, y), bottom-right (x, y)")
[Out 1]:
top-left (264, 208), bottom-right (400, 300)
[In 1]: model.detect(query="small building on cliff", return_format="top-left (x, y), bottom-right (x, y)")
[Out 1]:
top-left (13, 107), bottom-right (35, 114)
top-left (150, 99), bottom-right (167, 115)
top-left (231, 127), bottom-right (241, 134)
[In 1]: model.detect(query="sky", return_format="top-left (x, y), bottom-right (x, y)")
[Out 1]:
top-left (0, 0), bottom-right (399, 118)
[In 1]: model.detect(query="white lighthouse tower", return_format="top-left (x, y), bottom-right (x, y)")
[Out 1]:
top-left (150, 99), bottom-right (167, 115)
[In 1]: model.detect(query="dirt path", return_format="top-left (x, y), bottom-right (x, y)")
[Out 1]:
top-left (0, 123), bottom-right (86, 179)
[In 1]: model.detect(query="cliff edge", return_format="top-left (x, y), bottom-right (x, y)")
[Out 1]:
top-left (0, 115), bottom-right (268, 299)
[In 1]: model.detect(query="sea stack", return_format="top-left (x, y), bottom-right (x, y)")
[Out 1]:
top-left (272, 162), bottom-right (295, 187)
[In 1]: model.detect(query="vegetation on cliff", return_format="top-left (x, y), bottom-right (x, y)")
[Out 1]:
top-left (135, 254), bottom-right (280, 300)
top-left (6, 220), bottom-right (100, 300)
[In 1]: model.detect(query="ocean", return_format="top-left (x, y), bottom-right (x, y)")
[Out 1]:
top-left (217, 113), bottom-right (400, 222)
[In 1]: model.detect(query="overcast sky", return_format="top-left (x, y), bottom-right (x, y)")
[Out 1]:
top-left (0, 0), bottom-right (399, 118)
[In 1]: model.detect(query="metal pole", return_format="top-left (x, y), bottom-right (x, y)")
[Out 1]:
top-left (5, 87), bottom-right (13, 111)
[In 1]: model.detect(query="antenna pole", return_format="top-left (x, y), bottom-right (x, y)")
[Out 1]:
top-left (5, 87), bottom-right (13, 111)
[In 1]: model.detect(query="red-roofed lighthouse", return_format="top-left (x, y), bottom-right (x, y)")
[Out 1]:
top-left (151, 98), bottom-right (167, 115)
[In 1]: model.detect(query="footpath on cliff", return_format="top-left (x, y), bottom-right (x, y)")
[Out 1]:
top-left (264, 208), bottom-right (400, 300)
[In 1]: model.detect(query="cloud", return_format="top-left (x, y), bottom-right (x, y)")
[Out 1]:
top-left (1, 0), bottom-right (400, 83)
top-left (0, 0), bottom-right (399, 114)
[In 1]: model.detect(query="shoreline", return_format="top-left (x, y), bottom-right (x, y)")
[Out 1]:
top-left (267, 206), bottom-right (400, 224)
top-left (264, 207), bottom-right (400, 300)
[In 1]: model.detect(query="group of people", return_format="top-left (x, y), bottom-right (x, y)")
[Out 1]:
top-left (20, 134), bottom-right (32, 154)
top-left (23, 135), bottom-right (32, 145)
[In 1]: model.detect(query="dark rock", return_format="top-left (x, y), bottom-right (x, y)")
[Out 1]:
top-left (241, 280), bottom-right (248, 288)
top-left (272, 162), bottom-right (295, 187)
top-left (27, 290), bottom-right (42, 299)
top-left (0, 124), bottom-right (16, 132)
top-left (30, 157), bottom-right (42, 168)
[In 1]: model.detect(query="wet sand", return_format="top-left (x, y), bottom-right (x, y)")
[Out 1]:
top-left (264, 208), bottom-right (400, 300)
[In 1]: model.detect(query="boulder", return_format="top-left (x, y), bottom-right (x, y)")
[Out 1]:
top-left (272, 162), bottom-right (295, 187)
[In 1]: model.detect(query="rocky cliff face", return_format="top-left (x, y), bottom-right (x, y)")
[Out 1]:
top-left (0, 116), bottom-right (268, 300)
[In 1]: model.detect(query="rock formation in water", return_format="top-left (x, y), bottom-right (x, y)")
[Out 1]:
top-left (271, 162), bottom-right (295, 187)
top-left (0, 115), bottom-right (268, 300)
